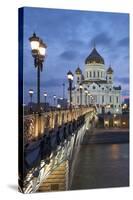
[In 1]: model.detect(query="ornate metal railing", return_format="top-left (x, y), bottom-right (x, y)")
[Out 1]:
top-left (24, 107), bottom-right (95, 144)
top-left (19, 106), bottom-right (97, 192)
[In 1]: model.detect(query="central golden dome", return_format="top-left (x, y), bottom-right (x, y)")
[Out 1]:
top-left (85, 47), bottom-right (105, 64)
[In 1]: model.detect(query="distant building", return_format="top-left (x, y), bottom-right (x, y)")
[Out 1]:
top-left (70, 47), bottom-right (122, 114)
top-left (122, 98), bottom-right (129, 114)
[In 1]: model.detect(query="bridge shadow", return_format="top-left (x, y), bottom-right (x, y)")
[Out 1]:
top-left (8, 184), bottom-right (18, 191)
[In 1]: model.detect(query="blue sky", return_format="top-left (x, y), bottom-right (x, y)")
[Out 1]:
top-left (23, 7), bottom-right (129, 104)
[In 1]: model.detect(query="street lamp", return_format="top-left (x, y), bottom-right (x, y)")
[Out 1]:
top-left (67, 71), bottom-right (73, 110)
top-left (29, 89), bottom-right (34, 103)
top-left (29, 33), bottom-right (47, 111)
top-left (88, 92), bottom-right (91, 106)
top-left (84, 88), bottom-right (88, 106)
top-left (79, 83), bottom-right (83, 106)
top-left (53, 95), bottom-right (56, 106)
top-left (43, 92), bottom-right (47, 103)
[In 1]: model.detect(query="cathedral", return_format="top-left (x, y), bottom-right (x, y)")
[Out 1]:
top-left (71, 47), bottom-right (122, 114)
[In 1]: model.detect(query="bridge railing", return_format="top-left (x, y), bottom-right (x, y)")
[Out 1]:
top-left (24, 106), bottom-right (95, 144)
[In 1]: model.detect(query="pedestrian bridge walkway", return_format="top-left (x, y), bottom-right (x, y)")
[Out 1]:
top-left (19, 106), bottom-right (97, 193)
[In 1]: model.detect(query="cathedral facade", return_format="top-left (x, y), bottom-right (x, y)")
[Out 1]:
top-left (71, 47), bottom-right (122, 114)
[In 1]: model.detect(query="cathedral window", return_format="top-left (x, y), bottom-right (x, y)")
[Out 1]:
top-left (90, 71), bottom-right (92, 77)
top-left (110, 96), bottom-right (112, 103)
top-left (77, 96), bottom-right (79, 104)
top-left (93, 86), bottom-right (96, 90)
top-left (102, 96), bottom-right (104, 103)
top-left (93, 71), bottom-right (95, 77)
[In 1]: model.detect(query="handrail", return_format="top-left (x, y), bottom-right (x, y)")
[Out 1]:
top-left (24, 106), bottom-right (96, 144)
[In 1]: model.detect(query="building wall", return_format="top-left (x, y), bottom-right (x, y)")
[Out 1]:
top-left (71, 62), bottom-right (121, 114)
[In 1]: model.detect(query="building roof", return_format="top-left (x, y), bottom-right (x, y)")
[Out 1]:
top-left (113, 86), bottom-right (121, 90)
top-left (107, 66), bottom-right (114, 73)
top-left (85, 47), bottom-right (105, 64)
top-left (75, 67), bottom-right (82, 74)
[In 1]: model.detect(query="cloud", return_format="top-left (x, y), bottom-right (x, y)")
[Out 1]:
top-left (60, 50), bottom-right (79, 60)
top-left (90, 32), bottom-right (112, 47)
top-left (25, 77), bottom-right (67, 88)
top-left (23, 8), bottom-right (129, 103)
top-left (116, 77), bottom-right (129, 84)
top-left (117, 37), bottom-right (129, 47)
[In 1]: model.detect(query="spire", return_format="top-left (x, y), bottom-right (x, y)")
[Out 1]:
top-left (75, 65), bottom-right (82, 74)
top-left (93, 40), bottom-right (96, 48)
top-left (107, 64), bottom-right (113, 74)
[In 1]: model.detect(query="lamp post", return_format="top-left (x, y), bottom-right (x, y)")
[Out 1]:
top-left (29, 33), bottom-right (47, 112)
top-left (84, 88), bottom-right (88, 106)
top-left (79, 83), bottom-right (83, 106)
top-left (67, 71), bottom-right (73, 110)
top-left (44, 92), bottom-right (47, 103)
top-left (90, 95), bottom-right (93, 105)
top-left (62, 83), bottom-right (65, 99)
top-left (88, 93), bottom-right (91, 106)
top-left (53, 95), bottom-right (56, 107)
top-left (29, 89), bottom-right (34, 103)
top-left (28, 89), bottom-right (34, 112)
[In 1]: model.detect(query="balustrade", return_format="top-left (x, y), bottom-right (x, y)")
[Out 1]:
top-left (24, 107), bottom-right (95, 144)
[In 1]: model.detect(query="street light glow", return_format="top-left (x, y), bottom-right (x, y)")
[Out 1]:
top-left (79, 84), bottom-right (83, 89)
top-left (67, 71), bottom-right (74, 80)
top-left (29, 33), bottom-right (40, 51)
top-left (39, 40), bottom-right (47, 56)
top-left (44, 92), bottom-right (47, 97)
top-left (29, 89), bottom-right (34, 95)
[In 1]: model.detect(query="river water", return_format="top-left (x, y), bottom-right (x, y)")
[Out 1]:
top-left (71, 143), bottom-right (129, 190)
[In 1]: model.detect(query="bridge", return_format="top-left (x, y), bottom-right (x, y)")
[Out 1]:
top-left (19, 106), bottom-right (97, 193)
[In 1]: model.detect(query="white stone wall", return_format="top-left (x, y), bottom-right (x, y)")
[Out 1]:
top-left (70, 62), bottom-right (122, 114)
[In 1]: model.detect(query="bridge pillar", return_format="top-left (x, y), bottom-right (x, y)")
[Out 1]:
top-left (38, 161), bottom-right (69, 192)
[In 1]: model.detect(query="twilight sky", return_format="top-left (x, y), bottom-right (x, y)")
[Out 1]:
top-left (23, 7), bottom-right (129, 104)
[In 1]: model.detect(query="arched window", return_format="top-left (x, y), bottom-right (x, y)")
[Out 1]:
top-left (102, 96), bottom-right (104, 103)
top-left (77, 96), bottom-right (79, 104)
top-left (90, 71), bottom-right (92, 77)
top-left (93, 71), bottom-right (95, 77)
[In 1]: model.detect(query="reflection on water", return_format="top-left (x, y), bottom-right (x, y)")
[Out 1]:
top-left (71, 143), bottom-right (129, 190)
top-left (110, 144), bottom-right (120, 160)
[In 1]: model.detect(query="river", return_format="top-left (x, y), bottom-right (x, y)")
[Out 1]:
top-left (71, 143), bottom-right (129, 190)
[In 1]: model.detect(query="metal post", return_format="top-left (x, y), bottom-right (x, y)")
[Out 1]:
top-left (63, 83), bottom-right (65, 99)
top-left (69, 80), bottom-right (72, 110)
top-left (80, 88), bottom-right (82, 105)
top-left (30, 95), bottom-right (32, 104)
top-left (44, 96), bottom-right (47, 103)
top-left (86, 93), bottom-right (87, 106)
top-left (37, 65), bottom-right (40, 111)
top-left (54, 98), bottom-right (55, 106)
